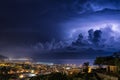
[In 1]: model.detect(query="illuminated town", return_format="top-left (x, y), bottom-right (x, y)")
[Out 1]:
top-left (0, 53), bottom-right (120, 80)
top-left (0, 57), bottom-right (93, 80)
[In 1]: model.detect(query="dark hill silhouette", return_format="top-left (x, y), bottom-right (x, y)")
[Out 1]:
top-left (0, 54), bottom-right (7, 59)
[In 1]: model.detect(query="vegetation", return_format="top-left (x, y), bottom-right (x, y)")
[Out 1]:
top-left (83, 62), bottom-right (89, 73)
top-left (30, 72), bottom-right (101, 80)
top-left (30, 72), bottom-right (72, 80)
top-left (94, 52), bottom-right (120, 79)
top-left (94, 52), bottom-right (120, 67)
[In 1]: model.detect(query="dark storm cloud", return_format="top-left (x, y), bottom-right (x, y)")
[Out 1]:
top-left (1, 0), bottom-right (120, 41)
top-left (90, 0), bottom-right (120, 10)
top-left (0, 0), bottom-right (120, 58)
top-left (33, 24), bottom-right (120, 59)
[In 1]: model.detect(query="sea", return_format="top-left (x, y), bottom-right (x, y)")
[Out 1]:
top-left (34, 59), bottom-right (95, 66)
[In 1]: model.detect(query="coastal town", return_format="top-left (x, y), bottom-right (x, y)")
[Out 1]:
top-left (0, 52), bottom-right (120, 80)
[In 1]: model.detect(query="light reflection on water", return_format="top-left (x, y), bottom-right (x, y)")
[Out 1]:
top-left (35, 59), bottom-right (94, 65)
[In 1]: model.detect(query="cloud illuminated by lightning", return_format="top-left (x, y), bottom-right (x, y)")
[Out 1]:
top-left (67, 21), bottom-right (120, 39)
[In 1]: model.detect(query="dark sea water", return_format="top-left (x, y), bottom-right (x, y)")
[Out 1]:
top-left (35, 59), bottom-right (95, 66)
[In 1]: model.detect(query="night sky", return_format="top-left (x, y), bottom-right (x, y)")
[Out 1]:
top-left (0, 0), bottom-right (120, 60)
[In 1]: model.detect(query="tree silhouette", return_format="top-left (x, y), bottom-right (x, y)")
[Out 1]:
top-left (83, 62), bottom-right (89, 73)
